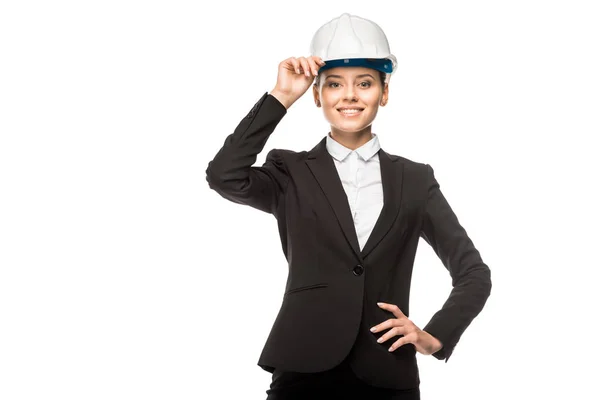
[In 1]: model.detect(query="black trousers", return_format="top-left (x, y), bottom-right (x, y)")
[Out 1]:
top-left (265, 355), bottom-right (420, 400)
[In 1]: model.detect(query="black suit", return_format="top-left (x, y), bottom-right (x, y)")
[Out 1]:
top-left (205, 92), bottom-right (492, 390)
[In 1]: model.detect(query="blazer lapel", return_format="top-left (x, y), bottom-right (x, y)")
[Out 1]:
top-left (305, 137), bottom-right (404, 262)
top-left (360, 148), bottom-right (404, 259)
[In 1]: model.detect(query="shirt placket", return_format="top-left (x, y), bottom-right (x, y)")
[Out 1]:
top-left (350, 151), bottom-right (360, 221)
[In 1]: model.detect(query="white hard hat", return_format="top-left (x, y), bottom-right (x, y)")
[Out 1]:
top-left (309, 13), bottom-right (398, 77)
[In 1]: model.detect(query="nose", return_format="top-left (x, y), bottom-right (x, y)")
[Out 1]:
top-left (344, 85), bottom-right (358, 101)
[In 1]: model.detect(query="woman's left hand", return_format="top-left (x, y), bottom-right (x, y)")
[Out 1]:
top-left (370, 302), bottom-right (444, 355)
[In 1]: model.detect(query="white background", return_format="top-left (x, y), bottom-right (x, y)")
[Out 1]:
top-left (1, 1), bottom-right (599, 399)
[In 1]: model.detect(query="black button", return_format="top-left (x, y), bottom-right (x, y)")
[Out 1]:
top-left (352, 264), bottom-right (364, 276)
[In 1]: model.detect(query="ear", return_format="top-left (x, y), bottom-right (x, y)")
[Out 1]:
top-left (312, 84), bottom-right (321, 107)
top-left (380, 83), bottom-right (389, 106)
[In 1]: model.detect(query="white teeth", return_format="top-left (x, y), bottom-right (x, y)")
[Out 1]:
top-left (340, 109), bottom-right (362, 114)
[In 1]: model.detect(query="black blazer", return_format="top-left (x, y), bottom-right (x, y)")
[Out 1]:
top-left (205, 92), bottom-right (492, 390)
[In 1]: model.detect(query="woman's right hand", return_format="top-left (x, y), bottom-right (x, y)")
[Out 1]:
top-left (270, 56), bottom-right (325, 109)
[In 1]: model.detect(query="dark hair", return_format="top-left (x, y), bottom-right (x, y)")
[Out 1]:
top-left (314, 70), bottom-right (387, 87)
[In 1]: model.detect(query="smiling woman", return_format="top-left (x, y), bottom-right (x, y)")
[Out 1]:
top-left (312, 67), bottom-right (389, 144)
top-left (205, 12), bottom-right (492, 400)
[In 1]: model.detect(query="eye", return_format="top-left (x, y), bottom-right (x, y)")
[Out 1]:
top-left (327, 82), bottom-right (340, 88)
top-left (359, 81), bottom-right (372, 88)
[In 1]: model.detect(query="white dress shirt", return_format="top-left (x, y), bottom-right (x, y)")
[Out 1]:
top-left (326, 132), bottom-right (384, 251)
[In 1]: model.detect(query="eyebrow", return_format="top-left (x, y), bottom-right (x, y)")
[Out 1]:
top-left (324, 73), bottom-right (375, 80)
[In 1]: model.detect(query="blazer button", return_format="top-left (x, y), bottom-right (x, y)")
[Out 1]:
top-left (353, 264), bottom-right (364, 276)
top-left (246, 101), bottom-right (261, 118)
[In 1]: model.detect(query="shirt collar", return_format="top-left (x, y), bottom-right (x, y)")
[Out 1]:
top-left (326, 132), bottom-right (381, 162)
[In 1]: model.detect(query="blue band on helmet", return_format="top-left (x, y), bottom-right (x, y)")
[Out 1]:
top-left (317, 58), bottom-right (393, 74)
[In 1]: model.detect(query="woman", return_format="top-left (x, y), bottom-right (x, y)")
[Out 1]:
top-left (206, 13), bottom-right (492, 400)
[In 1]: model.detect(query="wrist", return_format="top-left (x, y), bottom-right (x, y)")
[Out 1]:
top-left (422, 329), bottom-right (443, 352)
top-left (269, 89), bottom-right (295, 109)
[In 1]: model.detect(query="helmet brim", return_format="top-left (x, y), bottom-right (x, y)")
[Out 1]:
top-left (317, 57), bottom-right (397, 75)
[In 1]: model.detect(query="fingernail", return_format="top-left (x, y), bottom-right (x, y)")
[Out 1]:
top-left (377, 338), bottom-right (383, 343)
top-left (370, 327), bottom-right (377, 332)
top-left (388, 347), bottom-right (394, 352)
top-left (377, 302), bottom-right (383, 306)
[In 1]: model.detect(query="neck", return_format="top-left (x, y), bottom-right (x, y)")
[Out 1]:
top-left (329, 127), bottom-right (373, 150)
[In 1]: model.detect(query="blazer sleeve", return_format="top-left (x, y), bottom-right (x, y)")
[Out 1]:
top-left (205, 92), bottom-right (289, 215)
top-left (420, 164), bottom-right (492, 363)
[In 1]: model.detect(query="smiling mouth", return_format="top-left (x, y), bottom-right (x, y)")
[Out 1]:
top-left (338, 108), bottom-right (364, 116)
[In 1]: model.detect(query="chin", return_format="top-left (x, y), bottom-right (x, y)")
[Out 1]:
top-left (333, 124), bottom-right (372, 134)
top-left (334, 119), bottom-right (373, 132)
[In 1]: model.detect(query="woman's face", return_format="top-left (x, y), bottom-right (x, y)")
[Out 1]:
top-left (313, 66), bottom-right (388, 136)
